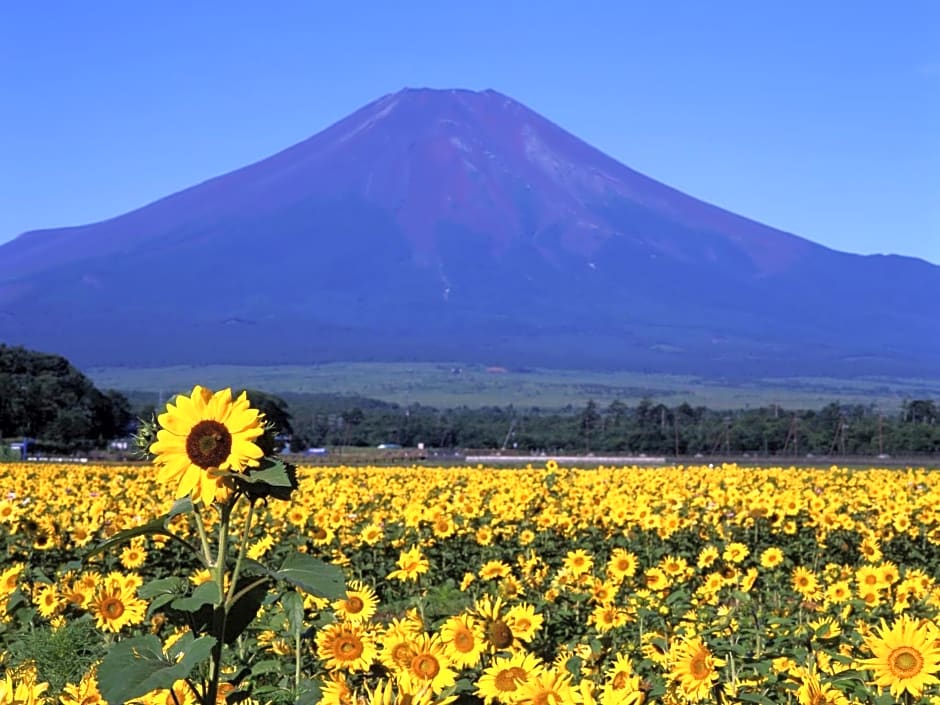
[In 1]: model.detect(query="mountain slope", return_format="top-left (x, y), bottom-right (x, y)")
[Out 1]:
top-left (1, 88), bottom-right (937, 376)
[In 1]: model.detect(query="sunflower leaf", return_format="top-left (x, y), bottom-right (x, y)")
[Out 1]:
top-left (172, 580), bottom-right (221, 612)
top-left (223, 575), bottom-right (270, 644)
top-left (294, 678), bottom-right (321, 705)
top-left (228, 457), bottom-right (299, 501)
top-left (139, 576), bottom-right (189, 600)
top-left (282, 589), bottom-right (305, 635)
top-left (97, 634), bottom-right (215, 705)
top-left (273, 552), bottom-right (345, 599)
top-left (85, 498), bottom-right (193, 559)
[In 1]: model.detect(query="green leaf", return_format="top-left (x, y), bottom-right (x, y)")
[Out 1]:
top-left (735, 694), bottom-right (776, 704)
top-left (98, 634), bottom-right (215, 705)
top-left (282, 589), bottom-right (306, 635)
top-left (141, 576), bottom-right (190, 619)
top-left (172, 580), bottom-right (221, 612)
top-left (87, 498), bottom-right (193, 558)
top-left (223, 576), bottom-right (270, 645)
top-left (146, 593), bottom-right (179, 620)
top-left (242, 457), bottom-right (294, 486)
top-left (273, 553), bottom-right (345, 599)
top-left (231, 457), bottom-right (299, 501)
top-left (139, 576), bottom-right (189, 600)
top-left (250, 659), bottom-right (284, 676)
top-left (294, 678), bottom-right (321, 705)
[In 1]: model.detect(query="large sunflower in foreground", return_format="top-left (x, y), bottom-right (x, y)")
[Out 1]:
top-left (149, 386), bottom-right (264, 506)
top-left (860, 614), bottom-right (940, 698)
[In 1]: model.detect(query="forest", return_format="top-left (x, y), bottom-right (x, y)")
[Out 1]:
top-left (2, 345), bottom-right (939, 457)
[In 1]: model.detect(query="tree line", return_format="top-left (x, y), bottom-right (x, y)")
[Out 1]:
top-left (280, 395), bottom-right (940, 458)
top-left (2, 344), bottom-right (939, 457)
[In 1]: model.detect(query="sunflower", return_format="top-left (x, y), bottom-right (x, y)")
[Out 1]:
top-left (91, 583), bottom-right (147, 633)
top-left (696, 545), bottom-right (719, 569)
top-left (792, 566), bottom-right (820, 598)
top-left (722, 542), bottom-right (748, 564)
top-left (505, 603), bottom-right (544, 642)
top-left (387, 546), bottom-right (430, 582)
top-left (399, 634), bottom-right (457, 695)
top-left (759, 547), bottom-right (784, 569)
top-left (380, 625), bottom-right (421, 673)
top-left (515, 667), bottom-right (579, 705)
top-left (333, 580), bottom-right (379, 623)
top-left (149, 385), bottom-right (264, 507)
top-left (856, 565), bottom-right (881, 592)
top-left (660, 555), bottom-right (689, 579)
top-left (120, 541), bottom-right (148, 570)
top-left (474, 595), bottom-right (516, 651)
top-left (607, 548), bottom-right (639, 582)
top-left (0, 671), bottom-right (49, 705)
top-left (138, 679), bottom-right (197, 705)
top-left (59, 668), bottom-right (103, 705)
top-left (480, 560), bottom-right (513, 581)
top-left (601, 654), bottom-right (644, 705)
top-left (859, 534), bottom-right (883, 563)
top-left (825, 580), bottom-right (852, 605)
top-left (319, 674), bottom-right (356, 705)
top-left (316, 621), bottom-right (376, 672)
top-left (794, 666), bottom-right (849, 705)
top-left (34, 584), bottom-right (62, 620)
top-left (440, 614), bottom-right (485, 668)
top-left (246, 533), bottom-right (274, 560)
top-left (590, 604), bottom-right (627, 633)
top-left (643, 567), bottom-right (669, 591)
top-left (476, 651), bottom-right (545, 704)
top-left (360, 523), bottom-right (384, 545)
top-left (563, 549), bottom-right (594, 576)
top-left (668, 637), bottom-right (724, 702)
top-left (860, 614), bottom-right (940, 698)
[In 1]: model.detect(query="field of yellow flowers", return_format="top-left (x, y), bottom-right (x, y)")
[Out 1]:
top-left (2, 460), bottom-right (940, 704)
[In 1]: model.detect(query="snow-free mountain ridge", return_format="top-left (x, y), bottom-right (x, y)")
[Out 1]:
top-left (1, 88), bottom-right (937, 376)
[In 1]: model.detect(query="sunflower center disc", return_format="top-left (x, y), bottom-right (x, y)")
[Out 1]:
top-left (186, 420), bottom-right (233, 469)
top-left (891, 647), bottom-right (922, 676)
top-left (488, 620), bottom-right (514, 649)
top-left (413, 654), bottom-right (440, 678)
top-left (103, 598), bottom-right (125, 619)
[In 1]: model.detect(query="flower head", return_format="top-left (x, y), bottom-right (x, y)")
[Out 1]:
top-left (860, 615), bottom-right (940, 698)
top-left (149, 386), bottom-right (264, 506)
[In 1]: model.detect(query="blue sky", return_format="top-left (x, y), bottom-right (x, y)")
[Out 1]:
top-left (2, 2), bottom-right (938, 263)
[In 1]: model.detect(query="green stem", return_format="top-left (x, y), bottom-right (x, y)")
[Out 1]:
top-left (193, 512), bottom-right (213, 567)
top-left (206, 499), bottom-right (234, 705)
top-left (225, 498), bottom-right (256, 607)
top-left (295, 612), bottom-right (302, 695)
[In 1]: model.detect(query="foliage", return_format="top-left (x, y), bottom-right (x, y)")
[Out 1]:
top-left (280, 395), bottom-right (940, 457)
top-left (0, 344), bottom-right (131, 450)
top-left (3, 616), bottom-right (104, 695)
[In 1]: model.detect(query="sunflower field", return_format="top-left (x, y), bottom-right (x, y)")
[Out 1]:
top-left (4, 455), bottom-right (940, 704)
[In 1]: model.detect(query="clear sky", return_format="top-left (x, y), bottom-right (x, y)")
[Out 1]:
top-left (2, 2), bottom-right (938, 263)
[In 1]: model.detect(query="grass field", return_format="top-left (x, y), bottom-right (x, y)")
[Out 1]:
top-left (85, 361), bottom-right (940, 410)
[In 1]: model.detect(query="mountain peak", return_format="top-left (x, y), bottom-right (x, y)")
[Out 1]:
top-left (1, 89), bottom-right (937, 375)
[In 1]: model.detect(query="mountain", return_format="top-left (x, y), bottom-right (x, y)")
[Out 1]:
top-left (1, 87), bottom-right (938, 377)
